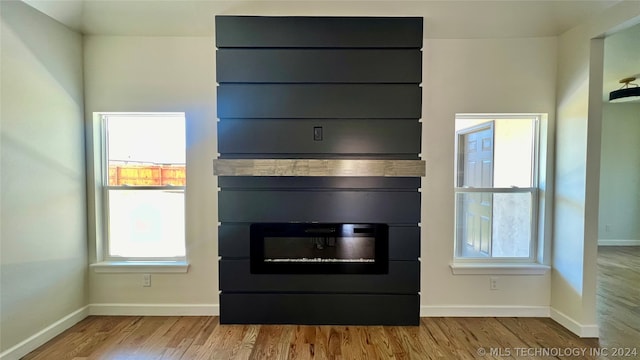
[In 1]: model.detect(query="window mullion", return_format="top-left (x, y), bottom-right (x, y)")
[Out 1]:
top-left (454, 187), bottom-right (536, 193)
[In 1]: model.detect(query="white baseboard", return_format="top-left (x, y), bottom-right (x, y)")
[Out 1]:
top-left (598, 239), bottom-right (640, 246)
top-left (0, 306), bottom-right (89, 360)
top-left (89, 303), bottom-right (220, 316)
top-left (420, 305), bottom-right (550, 317)
top-left (550, 308), bottom-right (599, 338)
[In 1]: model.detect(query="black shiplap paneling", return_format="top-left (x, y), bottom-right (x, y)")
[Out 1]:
top-left (218, 224), bottom-right (250, 258)
top-left (218, 176), bottom-right (420, 190)
top-left (217, 84), bottom-right (422, 119)
top-left (218, 119), bottom-right (420, 156)
top-left (389, 226), bottom-right (421, 260)
top-left (215, 16), bottom-right (423, 49)
top-left (219, 190), bottom-right (420, 224)
top-left (220, 260), bottom-right (419, 293)
top-left (217, 49), bottom-right (422, 83)
top-left (220, 293), bottom-right (420, 325)
top-left (216, 16), bottom-right (422, 326)
top-left (219, 224), bottom-right (419, 260)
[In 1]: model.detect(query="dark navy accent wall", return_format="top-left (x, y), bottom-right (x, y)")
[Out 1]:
top-left (218, 119), bottom-right (421, 156)
top-left (215, 16), bottom-right (423, 48)
top-left (217, 49), bottom-right (422, 83)
top-left (215, 15), bottom-right (423, 325)
top-left (217, 84), bottom-right (422, 119)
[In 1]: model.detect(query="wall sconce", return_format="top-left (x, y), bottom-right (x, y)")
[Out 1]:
top-left (609, 76), bottom-right (640, 103)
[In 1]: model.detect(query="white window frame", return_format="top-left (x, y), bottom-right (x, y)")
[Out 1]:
top-left (450, 114), bottom-right (550, 275)
top-left (90, 112), bottom-right (189, 273)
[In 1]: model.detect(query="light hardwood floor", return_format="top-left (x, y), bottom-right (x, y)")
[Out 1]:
top-left (22, 247), bottom-right (639, 359)
top-left (596, 246), bottom-right (640, 352)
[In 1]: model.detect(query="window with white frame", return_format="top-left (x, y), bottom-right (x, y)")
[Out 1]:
top-left (454, 114), bottom-right (539, 261)
top-left (102, 113), bottom-right (186, 260)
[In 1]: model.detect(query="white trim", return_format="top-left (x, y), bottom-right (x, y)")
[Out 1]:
top-left (550, 308), bottom-right (599, 338)
top-left (89, 303), bottom-right (220, 316)
top-left (91, 261), bottom-right (189, 273)
top-left (449, 262), bottom-right (550, 275)
top-left (105, 185), bottom-right (186, 190)
top-left (454, 187), bottom-right (537, 193)
top-left (598, 239), bottom-right (640, 246)
top-left (420, 305), bottom-right (550, 317)
top-left (456, 113), bottom-right (546, 120)
top-left (0, 306), bottom-right (89, 360)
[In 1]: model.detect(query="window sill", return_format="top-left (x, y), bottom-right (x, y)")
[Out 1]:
top-left (449, 262), bottom-right (550, 275)
top-left (91, 261), bottom-right (190, 273)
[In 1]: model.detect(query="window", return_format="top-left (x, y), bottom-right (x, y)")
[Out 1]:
top-left (454, 114), bottom-right (539, 262)
top-left (102, 113), bottom-right (186, 261)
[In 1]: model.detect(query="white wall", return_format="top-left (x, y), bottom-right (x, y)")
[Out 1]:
top-left (598, 23), bottom-right (640, 244)
top-left (421, 37), bottom-right (556, 312)
top-left (0, 0), bottom-right (87, 355)
top-left (83, 28), bottom-right (559, 314)
top-left (83, 36), bottom-right (218, 307)
top-left (599, 103), bottom-right (640, 243)
top-left (552, 0), bottom-right (640, 336)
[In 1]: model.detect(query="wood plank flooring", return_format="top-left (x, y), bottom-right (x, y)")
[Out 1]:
top-left (22, 247), bottom-right (639, 360)
top-left (596, 246), bottom-right (640, 351)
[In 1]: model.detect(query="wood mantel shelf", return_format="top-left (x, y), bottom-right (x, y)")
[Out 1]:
top-left (212, 159), bottom-right (426, 177)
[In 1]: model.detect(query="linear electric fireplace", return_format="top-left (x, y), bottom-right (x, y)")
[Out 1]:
top-left (250, 223), bottom-right (388, 274)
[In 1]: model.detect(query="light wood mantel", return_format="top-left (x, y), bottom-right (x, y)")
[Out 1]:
top-left (212, 159), bottom-right (425, 177)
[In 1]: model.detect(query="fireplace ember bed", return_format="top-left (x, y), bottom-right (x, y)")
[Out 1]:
top-left (250, 223), bottom-right (389, 274)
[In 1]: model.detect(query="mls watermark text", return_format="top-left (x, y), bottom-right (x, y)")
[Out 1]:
top-left (476, 346), bottom-right (638, 358)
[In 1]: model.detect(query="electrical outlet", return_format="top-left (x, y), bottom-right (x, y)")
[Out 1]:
top-left (143, 274), bottom-right (151, 287)
top-left (605, 224), bottom-right (612, 233)
top-left (490, 277), bottom-right (499, 290)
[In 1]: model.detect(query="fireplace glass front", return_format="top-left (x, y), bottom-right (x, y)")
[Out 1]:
top-left (250, 223), bottom-right (388, 274)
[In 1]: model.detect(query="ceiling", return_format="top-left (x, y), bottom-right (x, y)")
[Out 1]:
top-left (23, 0), bottom-right (623, 38)
top-left (20, 0), bottom-right (640, 102)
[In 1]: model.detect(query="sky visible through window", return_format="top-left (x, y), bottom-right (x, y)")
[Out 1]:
top-left (107, 114), bottom-right (185, 165)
